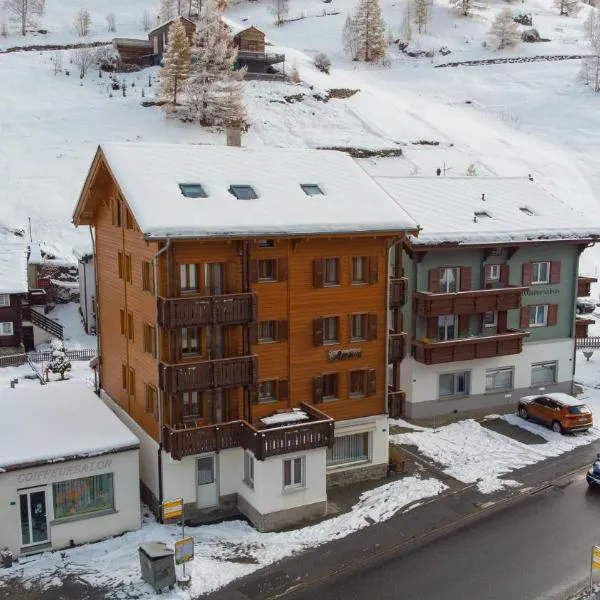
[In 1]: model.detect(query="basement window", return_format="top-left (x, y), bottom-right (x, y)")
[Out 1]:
top-left (519, 206), bottom-right (535, 216)
top-left (229, 185), bottom-right (258, 200)
top-left (179, 183), bottom-right (207, 198)
top-left (474, 211), bottom-right (491, 218)
top-left (301, 184), bottom-right (324, 196)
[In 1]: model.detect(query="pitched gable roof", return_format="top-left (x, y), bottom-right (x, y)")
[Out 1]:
top-left (0, 243), bottom-right (28, 294)
top-left (148, 15), bottom-right (195, 36)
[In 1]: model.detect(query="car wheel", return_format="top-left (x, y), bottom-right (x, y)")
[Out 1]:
top-left (518, 406), bottom-right (528, 419)
top-left (552, 420), bottom-right (563, 433)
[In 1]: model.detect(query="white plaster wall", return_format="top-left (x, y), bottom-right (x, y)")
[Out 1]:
top-left (238, 448), bottom-right (327, 514)
top-left (101, 391), bottom-right (159, 498)
top-left (218, 447), bottom-right (243, 496)
top-left (0, 450), bottom-right (140, 556)
top-left (78, 260), bottom-right (96, 333)
top-left (31, 320), bottom-right (53, 347)
top-left (403, 338), bottom-right (575, 404)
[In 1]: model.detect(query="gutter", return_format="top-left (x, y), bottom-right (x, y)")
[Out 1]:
top-left (153, 238), bottom-right (171, 521)
top-left (89, 226), bottom-right (101, 394)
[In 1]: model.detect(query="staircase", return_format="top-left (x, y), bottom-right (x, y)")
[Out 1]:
top-left (30, 309), bottom-right (64, 340)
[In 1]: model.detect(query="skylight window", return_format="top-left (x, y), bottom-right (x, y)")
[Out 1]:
top-left (474, 211), bottom-right (491, 218)
top-left (179, 183), bottom-right (207, 198)
top-left (301, 184), bottom-right (324, 196)
top-left (229, 185), bottom-right (258, 200)
top-left (519, 207), bottom-right (535, 216)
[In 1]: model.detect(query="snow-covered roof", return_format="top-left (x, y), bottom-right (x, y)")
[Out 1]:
top-left (28, 242), bottom-right (43, 265)
top-left (374, 176), bottom-right (600, 247)
top-left (148, 15), bottom-right (195, 36)
top-left (0, 382), bottom-right (139, 471)
top-left (96, 143), bottom-right (418, 238)
top-left (0, 243), bottom-right (29, 294)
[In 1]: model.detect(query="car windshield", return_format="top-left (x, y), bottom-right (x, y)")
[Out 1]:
top-left (568, 405), bottom-right (591, 415)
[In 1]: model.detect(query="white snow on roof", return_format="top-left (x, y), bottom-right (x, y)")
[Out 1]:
top-left (0, 382), bottom-right (139, 470)
top-left (0, 243), bottom-right (28, 294)
top-left (28, 242), bottom-right (43, 265)
top-left (374, 176), bottom-right (600, 246)
top-left (98, 143), bottom-right (418, 238)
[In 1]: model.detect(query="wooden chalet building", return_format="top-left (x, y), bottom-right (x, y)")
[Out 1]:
top-left (233, 26), bottom-right (285, 77)
top-left (148, 16), bottom-right (196, 57)
top-left (73, 142), bottom-right (417, 530)
top-left (376, 176), bottom-right (600, 421)
top-left (0, 243), bottom-right (30, 353)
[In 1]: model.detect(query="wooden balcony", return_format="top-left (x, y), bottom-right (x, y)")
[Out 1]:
top-left (578, 276), bottom-right (598, 298)
top-left (387, 389), bottom-right (405, 419)
top-left (413, 286), bottom-right (528, 317)
top-left (237, 50), bottom-right (285, 64)
top-left (576, 317), bottom-right (595, 339)
top-left (157, 292), bottom-right (257, 328)
top-left (411, 329), bottom-right (529, 365)
top-left (389, 332), bottom-right (407, 362)
top-left (159, 355), bottom-right (257, 393)
top-left (389, 278), bottom-right (408, 308)
top-left (162, 403), bottom-right (334, 461)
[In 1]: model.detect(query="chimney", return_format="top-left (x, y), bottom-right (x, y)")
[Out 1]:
top-left (226, 121), bottom-right (242, 147)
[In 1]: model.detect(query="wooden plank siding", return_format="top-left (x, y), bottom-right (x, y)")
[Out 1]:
top-left (0, 294), bottom-right (24, 348)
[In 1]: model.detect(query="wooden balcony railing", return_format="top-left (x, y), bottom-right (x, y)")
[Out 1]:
top-left (159, 355), bottom-right (257, 393)
top-left (411, 329), bottom-right (529, 365)
top-left (413, 286), bottom-right (528, 317)
top-left (237, 50), bottom-right (285, 64)
top-left (387, 389), bottom-right (406, 419)
top-left (389, 278), bottom-right (408, 308)
top-left (157, 292), bottom-right (257, 328)
top-left (578, 276), bottom-right (598, 298)
top-left (162, 403), bottom-right (334, 461)
top-left (389, 332), bottom-right (407, 362)
top-left (576, 317), bottom-right (595, 339)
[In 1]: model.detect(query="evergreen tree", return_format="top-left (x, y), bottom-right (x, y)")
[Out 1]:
top-left (554, 0), bottom-right (581, 15)
top-left (342, 14), bottom-right (359, 58)
top-left (353, 0), bottom-right (387, 62)
top-left (48, 340), bottom-right (72, 381)
top-left (414, 0), bottom-right (428, 34)
top-left (489, 7), bottom-right (520, 49)
top-left (160, 19), bottom-right (192, 107)
top-left (182, 0), bottom-right (246, 126)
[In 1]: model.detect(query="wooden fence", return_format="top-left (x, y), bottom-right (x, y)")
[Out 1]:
top-left (576, 337), bottom-right (600, 349)
top-left (0, 348), bottom-right (96, 369)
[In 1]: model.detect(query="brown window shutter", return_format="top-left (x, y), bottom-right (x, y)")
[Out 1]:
top-left (313, 376), bottom-right (323, 403)
top-left (278, 378), bottom-right (289, 400)
top-left (522, 263), bottom-right (532, 286)
top-left (497, 311), bottom-right (507, 333)
top-left (483, 264), bottom-right (492, 286)
top-left (313, 318), bottom-right (324, 346)
top-left (368, 257), bottom-right (379, 284)
top-left (550, 261), bottom-right (561, 284)
top-left (250, 385), bottom-right (259, 405)
top-left (249, 259), bottom-right (258, 284)
top-left (366, 369), bottom-right (376, 396)
top-left (520, 307), bottom-right (530, 329)
top-left (500, 264), bottom-right (509, 287)
top-left (117, 252), bottom-right (123, 279)
top-left (426, 317), bottom-right (437, 339)
top-left (313, 258), bottom-right (324, 288)
top-left (547, 304), bottom-right (558, 326)
top-left (460, 267), bottom-right (472, 291)
top-left (277, 320), bottom-right (288, 341)
top-left (248, 322), bottom-right (258, 345)
top-left (278, 258), bottom-right (288, 282)
top-left (367, 313), bottom-right (378, 341)
top-left (458, 315), bottom-right (469, 337)
top-left (428, 269), bottom-right (440, 293)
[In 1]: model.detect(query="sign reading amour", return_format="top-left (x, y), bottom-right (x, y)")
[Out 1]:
top-left (524, 288), bottom-right (560, 297)
top-left (327, 348), bottom-right (362, 362)
top-left (16, 458), bottom-right (113, 484)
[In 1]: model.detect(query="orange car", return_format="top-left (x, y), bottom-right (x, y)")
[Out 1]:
top-left (518, 393), bottom-right (593, 434)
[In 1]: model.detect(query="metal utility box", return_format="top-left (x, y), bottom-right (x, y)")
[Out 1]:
top-left (138, 541), bottom-right (176, 593)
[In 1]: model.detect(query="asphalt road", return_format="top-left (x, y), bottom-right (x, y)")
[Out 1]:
top-left (285, 469), bottom-right (600, 600)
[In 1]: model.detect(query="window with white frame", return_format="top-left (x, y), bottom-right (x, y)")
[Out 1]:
top-left (531, 262), bottom-right (550, 284)
top-left (531, 361), bottom-right (557, 385)
top-left (440, 267), bottom-right (459, 293)
top-left (0, 322), bottom-right (14, 336)
top-left (53, 473), bottom-right (114, 520)
top-left (485, 367), bottom-right (514, 392)
top-left (483, 311), bottom-right (497, 328)
top-left (529, 305), bottom-right (548, 327)
top-left (0, 294), bottom-right (9, 307)
top-left (488, 264), bottom-right (500, 282)
top-left (327, 432), bottom-right (370, 467)
top-left (283, 456), bottom-right (304, 489)
top-left (244, 451), bottom-right (254, 487)
top-left (438, 315), bottom-right (457, 341)
top-left (439, 371), bottom-right (470, 398)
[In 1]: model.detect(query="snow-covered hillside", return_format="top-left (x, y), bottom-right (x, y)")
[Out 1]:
top-left (1, 0), bottom-right (599, 273)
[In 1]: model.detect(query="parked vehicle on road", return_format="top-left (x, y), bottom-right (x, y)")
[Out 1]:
top-left (576, 297), bottom-right (597, 314)
top-left (518, 393), bottom-right (593, 433)
top-left (586, 454), bottom-right (600, 488)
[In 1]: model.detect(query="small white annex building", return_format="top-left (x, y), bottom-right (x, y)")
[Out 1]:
top-left (0, 382), bottom-right (140, 556)
top-left (77, 253), bottom-right (96, 334)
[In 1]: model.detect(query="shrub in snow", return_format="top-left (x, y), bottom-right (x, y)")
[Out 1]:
top-left (270, 0), bottom-right (289, 26)
top-left (72, 46), bottom-right (95, 79)
top-left (314, 52), bottom-right (331, 73)
top-left (290, 61), bottom-right (301, 83)
top-left (448, 0), bottom-right (487, 17)
top-left (74, 8), bottom-right (91, 37)
top-left (521, 28), bottom-right (540, 42)
top-left (465, 163), bottom-right (478, 176)
top-left (48, 341), bottom-right (72, 381)
top-left (513, 11), bottom-right (533, 25)
top-left (554, 0), bottom-right (580, 16)
top-left (52, 50), bottom-right (63, 74)
top-left (488, 8), bottom-right (520, 49)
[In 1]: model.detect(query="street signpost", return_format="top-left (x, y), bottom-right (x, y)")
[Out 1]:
top-left (162, 498), bottom-right (192, 583)
top-left (162, 498), bottom-right (183, 521)
top-left (175, 536), bottom-right (195, 579)
top-left (590, 545), bottom-right (600, 594)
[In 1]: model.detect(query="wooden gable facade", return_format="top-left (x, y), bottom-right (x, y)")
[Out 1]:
top-left (148, 16), bottom-right (196, 55)
top-left (233, 26), bottom-right (265, 54)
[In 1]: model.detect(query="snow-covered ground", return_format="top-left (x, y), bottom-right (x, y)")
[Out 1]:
top-left (36, 302), bottom-right (97, 350)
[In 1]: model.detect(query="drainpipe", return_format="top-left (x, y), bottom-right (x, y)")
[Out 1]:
top-left (89, 226), bottom-right (101, 394)
top-left (384, 244), bottom-right (393, 416)
top-left (153, 238), bottom-right (171, 520)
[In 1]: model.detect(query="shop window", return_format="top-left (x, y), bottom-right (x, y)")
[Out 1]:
top-left (52, 473), bottom-right (114, 520)
top-left (327, 432), bottom-right (370, 467)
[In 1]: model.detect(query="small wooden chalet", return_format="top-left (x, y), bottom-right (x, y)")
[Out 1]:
top-left (112, 38), bottom-right (153, 67)
top-left (148, 16), bottom-right (196, 57)
top-left (233, 26), bottom-right (285, 77)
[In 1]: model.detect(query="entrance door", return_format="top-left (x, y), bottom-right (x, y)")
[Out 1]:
top-left (196, 456), bottom-right (218, 509)
top-left (19, 488), bottom-right (49, 547)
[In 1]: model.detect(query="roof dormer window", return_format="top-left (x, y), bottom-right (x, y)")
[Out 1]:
top-left (300, 184), bottom-right (324, 196)
top-left (179, 183), bottom-right (207, 198)
top-left (229, 185), bottom-right (258, 200)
